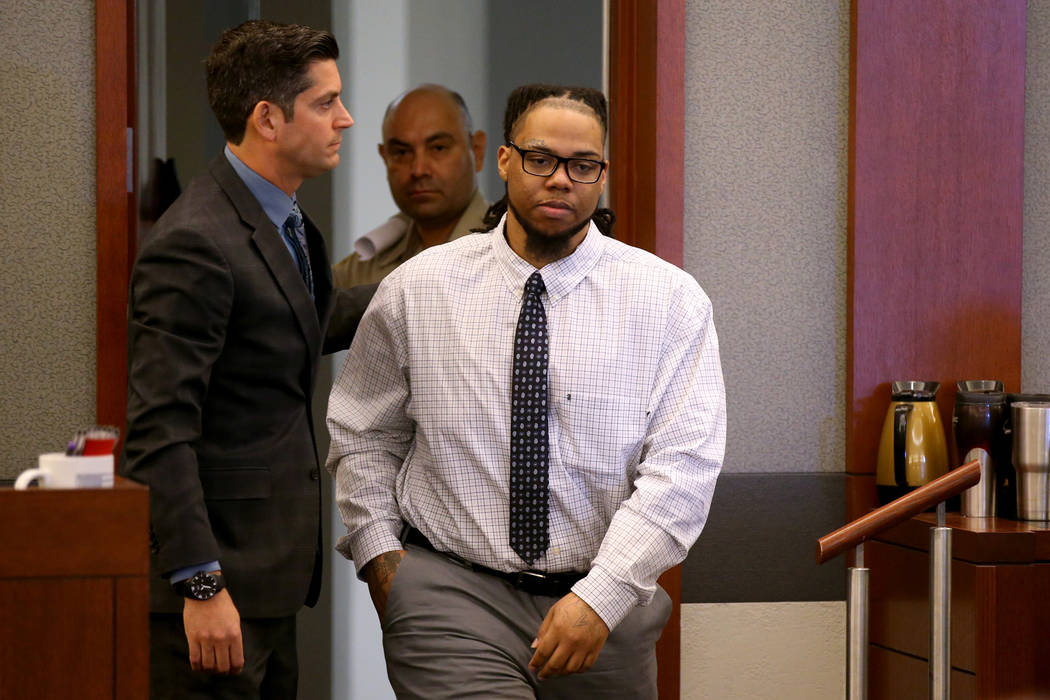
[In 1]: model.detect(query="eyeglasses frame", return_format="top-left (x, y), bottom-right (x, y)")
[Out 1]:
top-left (506, 140), bottom-right (607, 184)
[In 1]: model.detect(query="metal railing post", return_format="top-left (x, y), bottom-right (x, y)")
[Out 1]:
top-left (847, 542), bottom-right (869, 700)
top-left (815, 462), bottom-right (980, 700)
top-left (929, 502), bottom-right (951, 699)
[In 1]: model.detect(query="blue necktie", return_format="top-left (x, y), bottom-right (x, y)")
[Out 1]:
top-left (509, 271), bottom-right (550, 566)
top-left (283, 202), bottom-right (314, 296)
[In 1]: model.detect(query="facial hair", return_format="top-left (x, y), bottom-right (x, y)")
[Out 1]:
top-left (507, 196), bottom-right (597, 265)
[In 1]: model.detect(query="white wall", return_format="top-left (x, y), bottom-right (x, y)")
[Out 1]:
top-left (330, 2), bottom-right (489, 697)
top-left (331, 5), bottom-right (407, 697)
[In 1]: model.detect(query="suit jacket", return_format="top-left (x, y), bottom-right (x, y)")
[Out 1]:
top-left (121, 154), bottom-right (373, 617)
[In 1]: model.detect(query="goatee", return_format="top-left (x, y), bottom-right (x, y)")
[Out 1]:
top-left (507, 198), bottom-right (595, 265)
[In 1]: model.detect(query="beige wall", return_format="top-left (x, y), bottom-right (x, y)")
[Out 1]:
top-left (684, 0), bottom-right (849, 476)
top-left (681, 0), bottom-right (1050, 695)
top-left (0, 0), bottom-right (95, 479)
top-left (1025, 1), bottom-right (1050, 392)
top-left (682, 602), bottom-right (845, 699)
top-left (681, 0), bottom-right (849, 694)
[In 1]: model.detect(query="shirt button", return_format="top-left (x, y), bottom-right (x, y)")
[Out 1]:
top-left (309, 469), bottom-right (320, 481)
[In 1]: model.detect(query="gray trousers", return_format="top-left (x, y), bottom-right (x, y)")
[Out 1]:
top-left (382, 544), bottom-right (671, 699)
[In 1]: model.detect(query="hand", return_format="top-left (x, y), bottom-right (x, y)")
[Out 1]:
top-left (529, 593), bottom-right (610, 680)
top-left (362, 549), bottom-right (406, 623)
top-left (183, 588), bottom-right (244, 675)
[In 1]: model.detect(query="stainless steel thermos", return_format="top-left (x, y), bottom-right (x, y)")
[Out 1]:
top-left (1011, 401), bottom-right (1050, 520)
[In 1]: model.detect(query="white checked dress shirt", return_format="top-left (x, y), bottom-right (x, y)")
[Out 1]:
top-left (326, 217), bottom-right (726, 629)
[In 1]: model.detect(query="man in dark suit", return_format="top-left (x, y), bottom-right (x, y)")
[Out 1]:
top-left (121, 20), bottom-right (371, 698)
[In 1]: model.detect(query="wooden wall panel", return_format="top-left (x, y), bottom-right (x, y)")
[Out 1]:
top-left (867, 539), bottom-right (976, 671)
top-left (869, 523), bottom-right (1050, 697)
top-left (0, 482), bottom-right (150, 699)
top-left (0, 482), bottom-right (149, 579)
top-left (847, 0), bottom-right (1025, 506)
top-left (0, 579), bottom-right (115, 700)
top-left (115, 576), bottom-right (150, 700)
top-left (96, 0), bottom-right (135, 440)
top-left (869, 646), bottom-right (976, 700)
top-left (609, 2), bottom-right (686, 697)
top-left (609, 0), bottom-right (685, 267)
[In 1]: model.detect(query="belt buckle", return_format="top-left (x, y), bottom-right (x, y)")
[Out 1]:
top-left (514, 570), bottom-right (554, 596)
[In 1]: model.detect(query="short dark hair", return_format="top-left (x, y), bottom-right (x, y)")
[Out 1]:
top-left (205, 20), bottom-right (340, 144)
top-left (478, 83), bottom-right (615, 235)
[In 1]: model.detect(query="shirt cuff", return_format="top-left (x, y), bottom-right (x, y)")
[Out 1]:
top-left (168, 560), bottom-right (221, 584)
top-left (571, 565), bottom-right (639, 631)
top-left (343, 520), bottom-right (404, 578)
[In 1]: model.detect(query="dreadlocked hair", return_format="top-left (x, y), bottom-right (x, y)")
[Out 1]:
top-left (473, 84), bottom-right (616, 236)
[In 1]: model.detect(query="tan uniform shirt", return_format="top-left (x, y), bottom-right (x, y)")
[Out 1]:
top-left (331, 190), bottom-right (490, 288)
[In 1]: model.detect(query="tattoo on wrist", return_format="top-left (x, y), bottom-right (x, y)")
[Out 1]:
top-left (368, 550), bottom-right (403, 584)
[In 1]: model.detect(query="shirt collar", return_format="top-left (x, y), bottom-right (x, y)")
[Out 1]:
top-left (224, 145), bottom-right (297, 231)
top-left (491, 213), bottom-right (605, 303)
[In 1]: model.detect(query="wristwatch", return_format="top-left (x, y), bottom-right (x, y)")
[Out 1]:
top-left (173, 571), bottom-right (226, 601)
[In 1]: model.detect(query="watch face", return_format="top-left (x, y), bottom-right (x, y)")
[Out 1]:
top-left (189, 572), bottom-right (219, 600)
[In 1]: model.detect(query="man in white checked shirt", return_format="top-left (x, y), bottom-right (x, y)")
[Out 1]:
top-left (326, 84), bottom-right (726, 699)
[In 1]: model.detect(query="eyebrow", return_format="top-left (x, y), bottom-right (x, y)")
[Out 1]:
top-left (313, 90), bottom-right (340, 104)
top-left (521, 140), bottom-right (602, 159)
top-left (386, 132), bottom-right (457, 148)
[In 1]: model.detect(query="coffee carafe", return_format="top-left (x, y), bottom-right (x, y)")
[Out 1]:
top-left (876, 381), bottom-right (949, 504)
top-left (953, 381), bottom-right (1008, 517)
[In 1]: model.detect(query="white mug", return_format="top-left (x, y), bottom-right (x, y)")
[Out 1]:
top-left (14, 453), bottom-right (115, 490)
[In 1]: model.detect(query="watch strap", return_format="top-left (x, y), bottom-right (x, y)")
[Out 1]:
top-left (173, 571), bottom-right (226, 601)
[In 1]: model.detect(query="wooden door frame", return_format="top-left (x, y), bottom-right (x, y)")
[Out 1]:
top-left (95, 1), bottom-right (687, 696)
top-left (96, 0), bottom-right (136, 433)
top-left (608, 2), bottom-right (686, 698)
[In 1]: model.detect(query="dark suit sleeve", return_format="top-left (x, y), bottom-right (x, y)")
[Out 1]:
top-left (121, 225), bottom-right (233, 577)
top-left (322, 283), bottom-right (378, 354)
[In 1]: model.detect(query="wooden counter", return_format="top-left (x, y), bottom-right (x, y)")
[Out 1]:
top-left (0, 478), bottom-right (149, 700)
top-left (868, 514), bottom-right (1050, 699)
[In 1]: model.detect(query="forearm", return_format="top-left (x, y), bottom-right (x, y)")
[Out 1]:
top-left (361, 549), bottom-right (407, 622)
top-left (327, 406), bottom-right (412, 570)
top-left (574, 497), bottom-right (702, 630)
top-left (122, 225), bottom-right (232, 573)
top-left (326, 277), bottom-right (416, 570)
top-left (575, 283), bottom-right (726, 630)
top-left (123, 426), bottom-right (221, 574)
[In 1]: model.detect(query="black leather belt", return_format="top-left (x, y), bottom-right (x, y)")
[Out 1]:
top-left (402, 527), bottom-right (585, 598)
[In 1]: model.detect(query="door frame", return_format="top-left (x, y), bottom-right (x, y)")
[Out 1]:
top-left (94, 1), bottom-right (687, 696)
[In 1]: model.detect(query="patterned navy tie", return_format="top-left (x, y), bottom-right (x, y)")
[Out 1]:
top-left (510, 271), bottom-right (550, 566)
top-left (283, 202), bottom-right (314, 296)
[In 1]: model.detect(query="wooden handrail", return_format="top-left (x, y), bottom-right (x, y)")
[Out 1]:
top-left (816, 460), bottom-right (981, 564)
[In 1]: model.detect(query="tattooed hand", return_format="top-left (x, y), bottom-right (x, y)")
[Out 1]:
top-left (528, 592), bottom-right (610, 679)
top-left (362, 549), bottom-right (407, 622)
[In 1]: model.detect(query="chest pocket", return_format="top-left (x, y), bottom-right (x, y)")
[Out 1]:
top-left (552, 391), bottom-right (646, 489)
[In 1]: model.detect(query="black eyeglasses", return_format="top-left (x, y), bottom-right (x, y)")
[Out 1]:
top-left (507, 141), bottom-right (606, 184)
